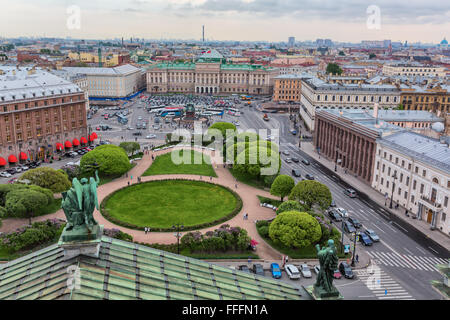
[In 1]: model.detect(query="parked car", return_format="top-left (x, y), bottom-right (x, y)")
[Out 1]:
top-left (291, 157), bottom-right (299, 163)
top-left (292, 169), bottom-right (301, 177)
top-left (285, 264), bottom-right (301, 280)
top-left (328, 209), bottom-right (342, 222)
top-left (301, 159), bottom-right (310, 165)
top-left (282, 151), bottom-right (290, 156)
top-left (0, 171), bottom-right (12, 178)
top-left (146, 134), bottom-right (156, 139)
top-left (238, 265), bottom-right (250, 273)
top-left (359, 232), bottom-right (373, 246)
top-left (364, 229), bottom-right (380, 242)
top-left (348, 217), bottom-right (362, 228)
top-left (336, 207), bottom-right (348, 218)
top-left (344, 244), bottom-right (351, 254)
top-left (252, 264), bottom-right (264, 276)
top-left (343, 221), bottom-right (356, 234)
top-left (313, 265), bottom-right (320, 275)
top-left (344, 188), bottom-right (357, 198)
top-left (304, 174), bottom-right (314, 180)
top-left (285, 158), bottom-right (292, 163)
top-left (333, 269), bottom-right (342, 279)
top-left (299, 264), bottom-right (312, 278)
top-left (339, 262), bottom-right (354, 279)
top-left (270, 263), bottom-right (282, 279)
top-left (133, 132), bottom-right (142, 136)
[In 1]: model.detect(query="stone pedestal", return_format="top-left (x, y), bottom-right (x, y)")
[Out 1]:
top-left (58, 225), bottom-right (103, 260)
top-left (304, 285), bottom-right (344, 300)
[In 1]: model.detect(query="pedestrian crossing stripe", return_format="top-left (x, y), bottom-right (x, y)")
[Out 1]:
top-left (367, 251), bottom-right (448, 272)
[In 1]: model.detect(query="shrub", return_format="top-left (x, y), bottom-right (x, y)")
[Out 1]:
top-left (259, 225), bottom-right (269, 238)
top-left (276, 200), bottom-right (307, 215)
top-left (268, 211), bottom-right (322, 249)
top-left (256, 220), bottom-right (269, 228)
top-left (20, 167), bottom-right (71, 193)
top-left (80, 144), bottom-right (132, 176)
top-left (103, 228), bottom-right (133, 242)
top-left (5, 188), bottom-right (50, 221)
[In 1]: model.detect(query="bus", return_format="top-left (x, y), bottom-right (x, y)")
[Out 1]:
top-left (159, 106), bottom-right (184, 117)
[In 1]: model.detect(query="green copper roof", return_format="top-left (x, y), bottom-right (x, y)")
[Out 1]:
top-left (148, 61), bottom-right (274, 72)
top-left (0, 236), bottom-right (307, 300)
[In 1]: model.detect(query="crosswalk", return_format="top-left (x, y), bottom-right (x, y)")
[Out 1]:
top-left (355, 267), bottom-right (414, 300)
top-left (367, 251), bottom-right (448, 272)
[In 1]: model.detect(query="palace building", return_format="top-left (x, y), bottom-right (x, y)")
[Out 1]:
top-left (0, 66), bottom-right (90, 167)
top-left (146, 50), bottom-right (278, 95)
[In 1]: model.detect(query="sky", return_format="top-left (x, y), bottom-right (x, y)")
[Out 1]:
top-left (0, 0), bottom-right (449, 43)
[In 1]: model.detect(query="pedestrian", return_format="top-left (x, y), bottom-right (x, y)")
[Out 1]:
top-left (126, 172), bottom-right (128, 178)
top-left (131, 175), bottom-right (133, 180)
top-left (235, 183), bottom-right (238, 189)
top-left (356, 254), bottom-right (359, 263)
top-left (144, 227), bottom-right (147, 234)
top-left (210, 176), bottom-right (212, 181)
top-left (127, 181), bottom-right (130, 186)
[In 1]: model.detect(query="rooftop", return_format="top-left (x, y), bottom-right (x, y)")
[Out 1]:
top-left (0, 236), bottom-right (308, 300)
top-left (62, 64), bottom-right (142, 76)
top-left (0, 67), bottom-right (82, 103)
top-left (304, 76), bottom-right (399, 92)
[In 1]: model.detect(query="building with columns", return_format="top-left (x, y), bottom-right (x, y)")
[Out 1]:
top-left (372, 131), bottom-right (450, 235)
top-left (300, 76), bottom-right (401, 131)
top-left (314, 107), bottom-right (402, 184)
top-left (146, 50), bottom-right (278, 95)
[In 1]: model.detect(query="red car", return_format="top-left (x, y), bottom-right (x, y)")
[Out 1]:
top-left (333, 270), bottom-right (342, 279)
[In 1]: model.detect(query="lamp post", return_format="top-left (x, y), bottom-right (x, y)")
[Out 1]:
top-left (389, 172), bottom-right (398, 209)
top-left (351, 231), bottom-right (358, 267)
top-left (172, 223), bottom-right (184, 254)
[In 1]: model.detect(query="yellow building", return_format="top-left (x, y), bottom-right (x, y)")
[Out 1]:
top-left (68, 52), bottom-right (120, 67)
top-left (400, 84), bottom-right (450, 115)
top-left (273, 74), bottom-right (304, 102)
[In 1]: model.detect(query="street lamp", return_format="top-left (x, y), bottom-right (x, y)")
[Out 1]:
top-left (351, 231), bottom-right (358, 267)
top-left (389, 171), bottom-right (398, 209)
top-left (172, 223), bottom-right (184, 254)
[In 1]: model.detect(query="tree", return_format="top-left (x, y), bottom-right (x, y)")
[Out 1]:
top-left (338, 51), bottom-right (345, 56)
top-left (119, 142), bottom-right (141, 157)
top-left (234, 145), bottom-right (280, 178)
top-left (268, 211), bottom-right (322, 249)
top-left (369, 53), bottom-right (376, 59)
top-left (396, 103), bottom-right (405, 110)
top-left (5, 189), bottom-right (49, 224)
top-left (207, 122), bottom-right (237, 142)
top-left (276, 200), bottom-right (306, 215)
top-left (289, 180), bottom-right (332, 210)
top-left (0, 206), bottom-right (6, 227)
top-left (326, 63), bottom-right (343, 75)
top-left (80, 144), bottom-right (132, 177)
top-left (20, 167), bottom-right (71, 193)
top-left (270, 175), bottom-right (295, 201)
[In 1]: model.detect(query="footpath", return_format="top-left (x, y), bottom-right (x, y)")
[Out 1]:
top-left (301, 141), bottom-right (450, 253)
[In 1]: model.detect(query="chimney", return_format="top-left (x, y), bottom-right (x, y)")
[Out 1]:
top-left (373, 102), bottom-right (379, 122)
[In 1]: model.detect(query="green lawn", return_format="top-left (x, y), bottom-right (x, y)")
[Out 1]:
top-left (229, 167), bottom-right (268, 190)
top-left (143, 150), bottom-right (217, 177)
top-left (103, 180), bottom-right (238, 229)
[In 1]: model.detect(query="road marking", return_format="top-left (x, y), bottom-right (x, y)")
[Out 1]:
top-left (416, 246), bottom-right (427, 255)
top-left (371, 223), bottom-right (386, 234)
top-left (392, 222), bottom-right (408, 233)
top-left (404, 247), bottom-right (413, 255)
top-left (378, 252), bottom-right (401, 267)
top-left (428, 246), bottom-right (439, 254)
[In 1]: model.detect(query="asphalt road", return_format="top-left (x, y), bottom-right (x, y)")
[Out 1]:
top-left (236, 104), bottom-right (449, 300)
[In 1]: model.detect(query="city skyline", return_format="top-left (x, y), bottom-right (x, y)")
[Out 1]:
top-left (0, 0), bottom-right (449, 43)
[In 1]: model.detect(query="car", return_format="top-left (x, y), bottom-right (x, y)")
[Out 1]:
top-left (344, 188), bottom-right (357, 198)
top-left (238, 265), bottom-right (250, 273)
top-left (299, 264), bottom-right (312, 278)
top-left (285, 158), bottom-right (292, 163)
top-left (301, 159), bottom-right (310, 165)
top-left (138, 116), bottom-right (143, 120)
top-left (364, 229), bottom-right (380, 242)
top-left (348, 217), bottom-right (362, 228)
top-left (282, 151), bottom-right (290, 156)
top-left (304, 174), bottom-right (314, 180)
top-left (0, 171), bottom-right (12, 178)
top-left (333, 269), bottom-right (342, 279)
top-left (329, 199), bottom-right (336, 207)
top-left (133, 132), bottom-right (142, 136)
top-left (328, 209), bottom-right (342, 222)
top-left (291, 169), bottom-right (301, 177)
top-left (336, 207), bottom-right (348, 218)
top-left (291, 157), bottom-right (299, 163)
top-left (344, 244), bottom-right (351, 254)
top-left (359, 232), bottom-right (373, 246)
top-left (252, 264), bottom-right (265, 276)
top-left (339, 262), bottom-right (354, 279)
top-left (146, 134), bottom-right (156, 139)
top-left (313, 265), bottom-right (320, 275)
top-left (343, 221), bottom-right (356, 234)
top-left (270, 263), bottom-right (282, 279)
top-left (285, 264), bottom-right (301, 280)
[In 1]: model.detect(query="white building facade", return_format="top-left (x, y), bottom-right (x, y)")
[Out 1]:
top-left (372, 131), bottom-right (450, 235)
top-left (300, 77), bottom-right (401, 131)
top-left (383, 64), bottom-right (447, 78)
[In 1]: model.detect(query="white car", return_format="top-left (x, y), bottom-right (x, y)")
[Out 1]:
top-left (313, 265), bottom-right (320, 275)
top-left (336, 208), bottom-right (348, 218)
top-left (146, 134), bottom-right (156, 139)
top-left (0, 171), bottom-right (12, 178)
top-left (285, 264), bottom-right (301, 280)
top-left (300, 264), bottom-right (312, 278)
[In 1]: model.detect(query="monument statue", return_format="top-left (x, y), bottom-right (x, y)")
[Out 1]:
top-left (313, 239), bottom-right (340, 298)
top-left (61, 171), bottom-right (101, 242)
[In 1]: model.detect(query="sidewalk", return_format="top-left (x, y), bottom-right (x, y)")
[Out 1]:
top-left (302, 141), bottom-right (450, 251)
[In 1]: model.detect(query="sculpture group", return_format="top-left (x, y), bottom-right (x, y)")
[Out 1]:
top-left (314, 239), bottom-right (340, 298)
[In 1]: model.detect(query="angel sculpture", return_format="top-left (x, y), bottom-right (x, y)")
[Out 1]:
top-left (314, 239), bottom-right (339, 296)
top-left (61, 171), bottom-right (100, 232)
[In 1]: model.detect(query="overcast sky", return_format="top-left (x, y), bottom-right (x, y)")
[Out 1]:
top-left (0, 0), bottom-right (448, 43)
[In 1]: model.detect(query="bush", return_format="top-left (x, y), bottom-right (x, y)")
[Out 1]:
top-left (80, 144), bottom-right (132, 176)
top-left (103, 228), bottom-right (133, 242)
top-left (256, 220), bottom-right (270, 228)
top-left (20, 167), bottom-right (71, 193)
top-left (0, 206), bottom-right (5, 227)
top-left (5, 188), bottom-right (51, 221)
top-left (276, 200), bottom-right (307, 215)
top-left (268, 210), bottom-right (322, 249)
top-left (0, 219), bottom-right (65, 253)
top-left (259, 225), bottom-right (269, 238)
top-left (289, 180), bottom-right (332, 210)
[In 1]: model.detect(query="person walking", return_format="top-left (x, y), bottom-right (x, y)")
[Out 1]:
top-left (127, 181), bottom-right (130, 186)
top-left (356, 254), bottom-right (359, 263)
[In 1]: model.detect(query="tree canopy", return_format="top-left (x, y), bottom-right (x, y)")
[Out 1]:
top-left (268, 211), bottom-right (322, 249)
top-left (289, 180), bottom-right (332, 210)
top-left (270, 175), bottom-right (295, 201)
top-left (207, 122), bottom-right (237, 142)
top-left (234, 145), bottom-right (280, 178)
top-left (20, 167), bottom-right (71, 193)
top-left (276, 200), bottom-right (306, 215)
top-left (80, 145), bottom-right (132, 177)
top-left (326, 63), bottom-right (343, 75)
top-left (119, 141), bottom-right (141, 157)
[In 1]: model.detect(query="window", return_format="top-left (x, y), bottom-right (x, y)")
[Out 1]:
top-left (381, 178), bottom-right (384, 185)
top-left (406, 176), bottom-right (410, 186)
top-left (411, 195), bottom-right (415, 203)
top-left (413, 180), bottom-right (417, 190)
top-left (404, 191), bottom-right (407, 199)
top-left (420, 184), bottom-right (424, 194)
top-left (388, 167), bottom-right (391, 175)
top-left (400, 173), bottom-right (403, 183)
top-left (398, 188), bottom-right (401, 196)
top-left (415, 166), bottom-right (419, 174)
top-left (444, 196), bottom-right (448, 208)
top-left (422, 170), bottom-right (426, 177)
